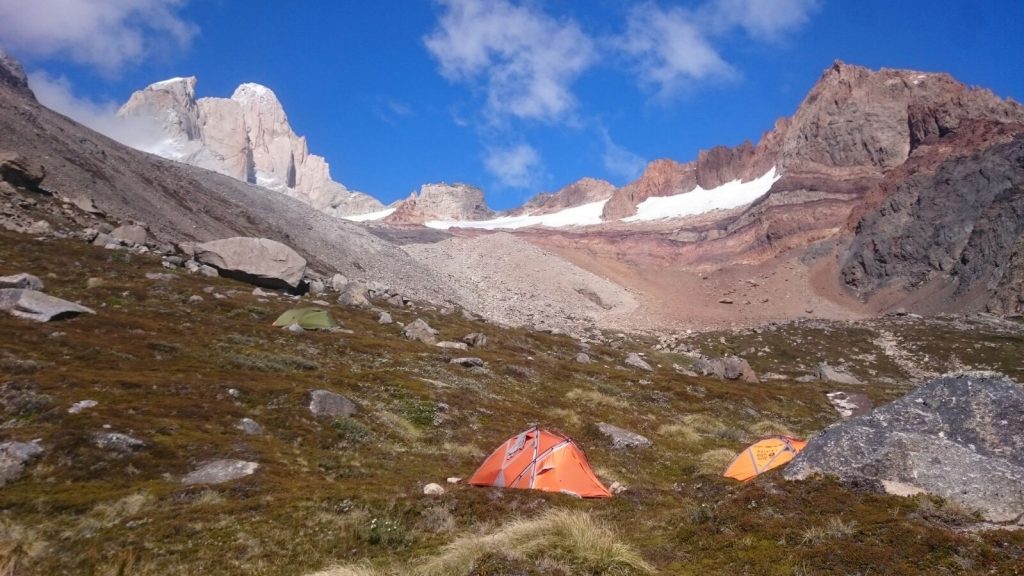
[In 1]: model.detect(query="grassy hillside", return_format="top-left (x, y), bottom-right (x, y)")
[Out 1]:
top-left (1, 229), bottom-right (1022, 575)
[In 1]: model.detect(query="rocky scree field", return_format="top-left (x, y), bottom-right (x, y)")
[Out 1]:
top-left (0, 229), bottom-right (1023, 575)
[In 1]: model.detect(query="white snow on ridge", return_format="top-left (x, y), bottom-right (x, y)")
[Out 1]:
top-left (147, 77), bottom-right (190, 90)
top-left (624, 167), bottom-right (779, 223)
top-left (425, 199), bottom-right (609, 230)
top-left (342, 207), bottom-right (396, 222)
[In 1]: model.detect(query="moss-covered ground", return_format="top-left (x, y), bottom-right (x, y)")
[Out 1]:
top-left (1, 229), bottom-right (1022, 575)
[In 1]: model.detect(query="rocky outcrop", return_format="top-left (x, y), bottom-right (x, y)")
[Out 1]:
top-left (0, 50), bottom-right (34, 100)
top-left (786, 372), bottom-right (1024, 524)
top-left (842, 134), bottom-right (1024, 313)
top-left (117, 77), bottom-right (382, 217)
top-left (194, 237), bottom-right (307, 291)
top-left (597, 423), bottom-right (652, 450)
top-left (308, 389), bottom-right (357, 418)
top-left (182, 459), bottom-right (258, 485)
top-left (514, 178), bottom-right (615, 216)
top-left (385, 183), bottom-right (493, 225)
top-left (0, 441), bottom-right (43, 486)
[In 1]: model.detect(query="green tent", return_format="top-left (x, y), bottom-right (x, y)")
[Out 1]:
top-left (272, 308), bottom-right (339, 330)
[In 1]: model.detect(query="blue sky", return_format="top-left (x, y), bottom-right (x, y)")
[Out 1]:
top-left (1, 0), bottom-right (1022, 210)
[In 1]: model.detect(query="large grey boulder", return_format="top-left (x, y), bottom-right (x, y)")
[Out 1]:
top-left (0, 273), bottom-right (43, 290)
top-left (194, 237), bottom-right (306, 291)
top-left (403, 318), bottom-right (439, 345)
top-left (0, 440), bottom-right (43, 486)
top-left (0, 289), bottom-right (94, 322)
top-left (182, 459), bottom-right (259, 485)
top-left (816, 362), bottom-right (862, 385)
top-left (693, 355), bottom-right (759, 383)
top-left (596, 422), bottom-right (652, 450)
top-left (337, 282), bottom-right (370, 307)
top-left (786, 372), bottom-right (1024, 524)
top-left (111, 224), bottom-right (147, 245)
top-left (624, 352), bottom-right (653, 372)
top-left (308, 389), bottom-right (357, 418)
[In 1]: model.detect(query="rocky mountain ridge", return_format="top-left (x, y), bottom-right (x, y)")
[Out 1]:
top-left (117, 77), bottom-right (382, 218)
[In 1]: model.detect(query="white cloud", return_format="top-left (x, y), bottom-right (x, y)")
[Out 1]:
top-left (28, 71), bottom-right (164, 149)
top-left (599, 128), bottom-right (645, 182)
top-left (709, 0), bottom-right (820, 41)
top-left (619, 0), bottom-right (818, 98)
top-left (484, 143), bottom-right (541, 188)
top-left (0, 0), bottom-right (197, 74)
top-left (424, 0), bottom-right (595, 122)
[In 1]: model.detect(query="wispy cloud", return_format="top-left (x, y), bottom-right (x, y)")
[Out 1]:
top-left (599, 128), bottom-right (646, 182)
top-left (28, 71), bottom-right (164, 149)
top-left (0, 0), bottom-right (197, 74)
top-left (424, 0), bottom-right (595, 123)
top-left (484, 143), bottom-right (541, 189)
top-left (618, 0), bottom-right (819, 99)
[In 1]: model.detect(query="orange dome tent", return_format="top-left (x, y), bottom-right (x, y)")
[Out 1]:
top-left (468, 427), bottom-right (612, 498)
top-left (723, 436), bottom-right (808, 481)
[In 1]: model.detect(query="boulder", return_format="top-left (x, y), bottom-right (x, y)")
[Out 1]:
top-left (308, 389), bottom-right (357, 418)
top-left (437, 341), bottom-right (469, 351)
top-left (330, 273), bottom-right (349, 292)
top-left (462, 333), bottom-right (488, 348)
top-left (723, 356), bottom-right (759, 383)
top-left (786, 372), bottom-right (1024, 524)
top-left (404, 318), bottom-right (439, 345)
top-left (337, 282), bottom-right (370, 307)
top-left (0, 273), bottom-right (42, 290)
top-left (111, 224), bottom-right (147, 245)
top-left (308, 279), bottom-right (325, 295)
top-left (624, 352), bottom-right (653, 371)
top-left (450, 357), bottom-right (484, 368)
top-left (0, 151), bottom-right (44, 189)
top-left (575, 352), bottom-right (592, 364)
top-left (68, 399), bottom-right (98, 414)
top-left (378, 311), bottom-right (393, 325)
top-left (596, 422), bottom-right (652, 450)
top-left (182, 459), bottom-right (259, 485)
top-left (0, 289), bottom-right (94, 322)
top-left (93, 432), bottom-right (145, 452)
top-left (816, 362), bottom-right (862, 385)
top-left (0, 440), bottom-right (43, 487)
top-left (194, 237), bottom-right (306, 291)
top-left (693, 357), bottom-right (726, 378)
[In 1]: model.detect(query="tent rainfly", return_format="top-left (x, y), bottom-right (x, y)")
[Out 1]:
top-left (271, 308), bottom-right (339, 330)
top-left (723, 436), bottom-right (808, 481)
top-left (469, 427), bottom-right (611, 498)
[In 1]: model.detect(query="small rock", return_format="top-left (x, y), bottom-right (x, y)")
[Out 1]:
top-left (182, 459), bottom-right (258, 485)
top-left (285, 322), bottom-right (305, 334)
top-left (309, 389), bottom-right (357, 418)
top-left (575, 352), bottom-right (592, 364)
top-left (597, 422), bottom-right (652, 450)
top-left (423, 482), bottom-right (445, 496)
top-left (27, 220), bottom-right (52, 235)
top-left (624, 352), bottom-right (653, 372)
top-left (387, 294), bottom-right (406, 307)
top-left (237, 418), bottom-right (263, 435)
top-left (145, 272), bottom-right (177, 282)
top-left (718, 298), bottom-right (734, 304)
top-left (252, 287), bottom-right (273, 297)
top-left (68, 399), bottom-right (98, 414)
top-left (227, 388), bottom-right (241, 398)
top-left (404, 318), bottom-right (439, 345)
top-left (378, 311), bottom-right (393, 324)
top-left (462, 333), bottom-right (488, 348)
top-left (0, 273), bottom-right (43, 290)
top-left (609, 481), bottom-right (627, 495)
top-left (93, 432), bottom-right (145, 452)
top-left (330, 273), bottom-right (349, 292)
top-left (86, 277), bottom-right (104, 289)
top-left (198, 264), bottom-right (219, 278)
top-left (308, 279), bottom-right (325, 295)
top-left (188, 295), bottom-right (204, 304)
top-left (446, 477), bottom-right (462, 484)
top-left (450, 357), bottom-right (484, 368)
top-left (437, 341), bottom-right (469, 351)
top-left (0, 441), bottom-right (43, 487)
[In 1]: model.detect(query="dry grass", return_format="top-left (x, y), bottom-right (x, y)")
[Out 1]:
top-left (747, 420), bottom-right (794, 439)
top-left (699, 448), bottom-right (738, 475)
top-left (656, 423), bottom-right (701, 443)
top-left (565, 388), bottom-right (629, 410)
top-left (308, 565), bottom-right (387, 576)
top-left (800, 517), bottom-right (858, 545)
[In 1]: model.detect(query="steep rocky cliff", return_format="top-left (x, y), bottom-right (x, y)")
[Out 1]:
top-left (117, 78), bottom-right (382, 217)
top-left (384, 182), bottom-right (493, 225)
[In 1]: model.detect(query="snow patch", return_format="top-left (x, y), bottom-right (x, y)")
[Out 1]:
top-left (425, 199), bottom-right (609, 230)
top-left (232, 83), bottom-right (277, 103)
top-left (342, 207), bottom-right (397, 222)
top-left (147, 77), bottom-right (191, 90)
top-left (624, 168), bottom-right (780, 222)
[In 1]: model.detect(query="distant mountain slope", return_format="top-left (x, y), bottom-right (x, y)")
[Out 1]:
top-left (117, 77), bottom-right (382, 218)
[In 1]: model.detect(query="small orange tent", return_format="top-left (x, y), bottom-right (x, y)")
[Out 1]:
top-left (468, 427), bottom-right (611, 498)
top-left (723, 436), bottom-right (808, 481)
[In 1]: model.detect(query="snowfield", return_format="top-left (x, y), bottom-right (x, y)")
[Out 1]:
top-left (342, 207), bottom-right (396, 222)
top-left (425, 199), bottom-right (609, 230)
top-left (624, 168), bottom-right (779, 222)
